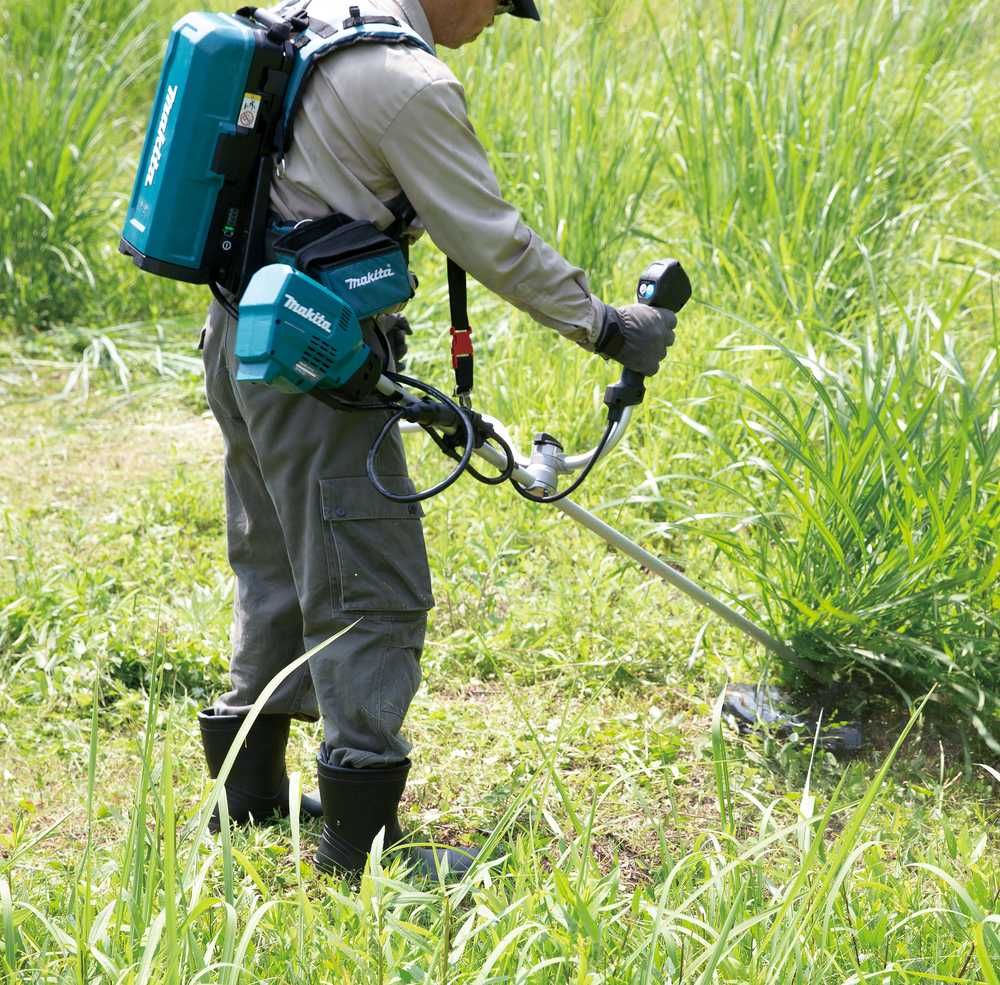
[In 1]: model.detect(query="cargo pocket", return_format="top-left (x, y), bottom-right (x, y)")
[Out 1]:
top-left (321, 475), bottom-right (435, 612)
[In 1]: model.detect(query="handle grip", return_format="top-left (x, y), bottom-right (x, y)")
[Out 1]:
top-left (620, 368), bottom-right (644, 391)
top-left (604, 258), bottom-right (690, 420)
top-left (604, 367), bottom-right (645, 422)
top-left (636, 258), bottom-right (691, 312)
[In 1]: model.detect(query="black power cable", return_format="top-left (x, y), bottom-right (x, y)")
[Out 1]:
top-left (424, 426), bottom-right (516, 486)
top-left (310, 388), bottom-right (398, 413)
top-left (230, 334), bottom-right (602, 504)
top-left (326, 366), bottom-right (606, 505)
top-left (213, 276), bottom-right (606, 502)
top-left (366, 371), bottom-right (476, 503)
top-left (465, 445), bottom-right (517, 485)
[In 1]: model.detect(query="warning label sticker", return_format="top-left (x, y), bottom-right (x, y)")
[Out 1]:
top-left (294, 361), bottom-right (321, 381)
top-left (238, 92), bottom-right (262, 129)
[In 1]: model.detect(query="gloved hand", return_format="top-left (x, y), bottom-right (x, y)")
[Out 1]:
top-left (593, 300), bottom-right (677, 377)
top-left (376, 312), bottom-right (413, 371)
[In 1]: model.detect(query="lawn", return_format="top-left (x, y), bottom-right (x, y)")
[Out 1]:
top-left (1, 0), bottom-right (997, 980)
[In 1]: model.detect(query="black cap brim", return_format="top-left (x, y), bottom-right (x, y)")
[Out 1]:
top-left (512, 0), bottom-right (540, 20)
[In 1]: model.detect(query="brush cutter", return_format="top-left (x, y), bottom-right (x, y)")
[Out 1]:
top-left (234, 257), bottom-right (796, 662)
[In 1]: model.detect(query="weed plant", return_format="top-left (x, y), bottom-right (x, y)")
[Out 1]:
top-left (651, 284), bottom-right (1000, 747)
top-left (0, 0), bottom-right (203, 331)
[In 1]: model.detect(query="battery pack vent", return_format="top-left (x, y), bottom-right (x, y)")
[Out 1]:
top-left (303, 337), bottom-right (336, 371)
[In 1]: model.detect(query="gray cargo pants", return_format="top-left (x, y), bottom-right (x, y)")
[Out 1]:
top-left (201, 300), bottom-right (434, 768)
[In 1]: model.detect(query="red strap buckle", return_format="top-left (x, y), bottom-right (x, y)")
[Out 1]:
top-left (450, 325), bottom-right (473, 368)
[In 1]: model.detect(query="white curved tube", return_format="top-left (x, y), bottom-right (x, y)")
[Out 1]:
top-left (562, 406), bottom-right (633, 472)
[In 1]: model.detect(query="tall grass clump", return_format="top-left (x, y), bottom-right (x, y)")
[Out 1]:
top-left (0, 0), bottom-right (198, 332)
top-left (453, 4), bottom-right (666, 295)
top-left (667, 283), bottom-right (999, 747)
top-left (654, 0), bottom-right (993, 324)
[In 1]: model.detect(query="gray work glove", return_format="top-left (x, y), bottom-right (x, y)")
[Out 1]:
top-left (593, 300), bottom-right (677, 377)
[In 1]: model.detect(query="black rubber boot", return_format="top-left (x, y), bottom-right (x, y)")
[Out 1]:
top-left (198, 708), bottom-right (323, 831)
top-left (315, 747), bottom-right (476, 880)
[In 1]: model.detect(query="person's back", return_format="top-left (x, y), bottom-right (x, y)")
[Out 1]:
top-left (270, 0), bottom-right (452, 231)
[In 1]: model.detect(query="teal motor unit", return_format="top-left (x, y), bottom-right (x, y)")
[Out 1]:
top-left (119, 11), bottom-right (289, 290)
top-left (236, 264), bottom-right (382, 399)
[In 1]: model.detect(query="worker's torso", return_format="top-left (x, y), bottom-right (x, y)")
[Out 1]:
top-left (269, 0), bottom-right (449, 234)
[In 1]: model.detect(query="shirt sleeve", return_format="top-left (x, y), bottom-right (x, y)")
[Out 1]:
top-left (378, 77), bottom-right (601, 346)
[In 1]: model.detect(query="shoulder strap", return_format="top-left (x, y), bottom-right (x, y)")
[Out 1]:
top-left (448, 259), bottom-right (473, 399)
top-left (277, 7), bottom-right (434, 153)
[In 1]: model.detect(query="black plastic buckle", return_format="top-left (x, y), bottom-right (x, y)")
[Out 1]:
top-left (342, 5), bottom-right (399, 28)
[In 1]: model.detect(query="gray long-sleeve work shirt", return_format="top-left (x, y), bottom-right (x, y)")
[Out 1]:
top-left (269, 0), bottom-right (602, 345)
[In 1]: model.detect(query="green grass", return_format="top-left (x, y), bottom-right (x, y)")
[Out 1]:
top-left (656, 290), bottom-right (1000, 748)
top-left (0, 0), bottom-right (205, 330)
top-left (1, 0), bottom-right (998, 978)
top-left (652, 0), bottom-right (997, 325)
top-left (456, 4), bottom-right (667, 295)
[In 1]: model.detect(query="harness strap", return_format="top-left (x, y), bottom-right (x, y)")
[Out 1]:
top-left (276, 15), bottom-right (434, 152)
top-left (447, 259), bottom-right (473, 398)
top-left (383, 191), bottom-right (417, 240)
top-left (264, 188), bottom-right (417, 268)
top-left (342, 7), bottom-right (400, 28)
top-left (240, 154), bottom-right (281, 292)
top-left (231, 6), bottom-right (430, 290)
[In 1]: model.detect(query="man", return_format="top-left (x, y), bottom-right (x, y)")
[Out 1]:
top-left (198, 0), bottom-right (677, 877)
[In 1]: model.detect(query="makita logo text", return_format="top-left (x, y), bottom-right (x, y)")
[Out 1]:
top-left (345, 266), bottom-right (394, 290)
top-left (283, 294), bottom-right (332, 332)
top-left (144, 85), bottom-right (178, 188)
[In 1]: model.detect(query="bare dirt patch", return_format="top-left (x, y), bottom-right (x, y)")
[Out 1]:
top-left (0, 400), bottom-right (221, 515)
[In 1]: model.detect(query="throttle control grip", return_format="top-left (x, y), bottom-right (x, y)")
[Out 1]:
top-left (636, 258), bottom-right (691, 312)
top-left (604, 259), bottom-right (690, 419)
top-left (604, 367), bottom-right (646, 422)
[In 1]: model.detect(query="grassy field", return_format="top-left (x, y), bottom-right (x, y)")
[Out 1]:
top-left (1, 0), bottom-right (998, 981)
